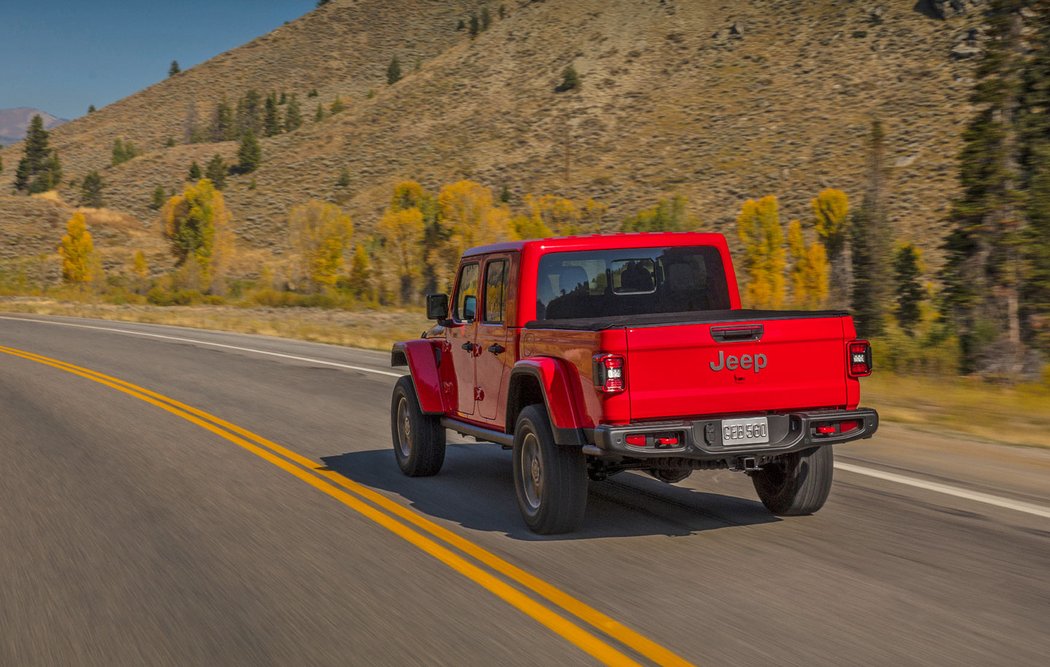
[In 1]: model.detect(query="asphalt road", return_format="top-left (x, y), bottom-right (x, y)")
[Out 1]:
top-left (1, 314), bottom-right (1048, 666)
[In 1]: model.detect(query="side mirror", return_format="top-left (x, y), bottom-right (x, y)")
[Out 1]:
top-left (426, 293), bottom-right (449, 321)
top-left (463, 295), bottom-right (477, 322)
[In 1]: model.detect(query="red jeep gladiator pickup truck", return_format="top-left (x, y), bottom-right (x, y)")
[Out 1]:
top-left (391, 232), bottom-right (878, 534)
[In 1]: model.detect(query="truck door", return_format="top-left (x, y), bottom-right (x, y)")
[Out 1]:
top-left (447, 261), bottom-right (480, 416)
top-left (475, 255), bottom-right (513, 422)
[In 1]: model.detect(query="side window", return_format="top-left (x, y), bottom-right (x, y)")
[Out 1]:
top-left (453, 263), bottom-right (480, 322)
top-left (483, 259), bottom-right (508, 324)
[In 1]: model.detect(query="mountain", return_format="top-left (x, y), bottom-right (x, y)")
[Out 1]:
top-left (0, 0), bottom-right (986, 275)
top-left (0, 108), bottom-right (67, 145)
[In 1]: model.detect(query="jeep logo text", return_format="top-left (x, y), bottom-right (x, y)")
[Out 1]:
top-left (710, 351), bottom-right (767, 373)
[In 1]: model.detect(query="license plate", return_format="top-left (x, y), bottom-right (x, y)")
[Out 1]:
top-left (721, 416), bottom-right (770, 446)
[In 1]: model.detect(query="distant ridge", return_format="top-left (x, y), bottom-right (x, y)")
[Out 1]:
top-left (0, 108), bottom-right (67, 145)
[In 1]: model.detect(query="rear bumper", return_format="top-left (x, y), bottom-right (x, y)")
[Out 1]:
top-left (588, 408), bottom-right (878, 461)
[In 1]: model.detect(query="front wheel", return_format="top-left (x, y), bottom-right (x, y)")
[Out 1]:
top-left (751, 446), bottom-right (833, 516)
top-left (391, 376), bottom-right (446, 477)
top-left (512, 405), bottom-right (587, 534)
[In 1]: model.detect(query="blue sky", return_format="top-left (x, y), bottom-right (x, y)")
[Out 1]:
top-left (1, 1), bottom-right (316, 119)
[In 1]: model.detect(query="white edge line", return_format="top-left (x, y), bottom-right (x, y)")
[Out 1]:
top-left (835, 461), bottom-right (1050, 520)
top-left (5, 315), bottom-right (1048, 520)
top-left (0, 315), bottom-right (403, 378)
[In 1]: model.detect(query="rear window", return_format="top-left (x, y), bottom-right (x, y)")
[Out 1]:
top-left (536, 246), bottom-right (730, 320)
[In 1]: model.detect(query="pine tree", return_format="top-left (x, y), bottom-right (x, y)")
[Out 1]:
top-left (15, 114), bottom-right (60, 193)
top-left (80, 170), bottom-right (104, 207)
top-left (851, 118), bottom-right (892, 338)
top-left (205, 154), bottom-right (227, 189)
top-left (555, 64), bottom-right (580, 93)
top-left (279, 92), bottom-right (287, 105)
top-left (237, 130), bottom-right (261, 174)
top-left (187, 161), bottom-right (202, 181)
top-left (456, 18), bottom-right (465, 31)
top-left (481, 7), bottom-right (492, 30)
top-left (150, 185), bottom-right (167, 210)
top-left (621, 195), bottom-right (696, 232)
top-left (284, 94), bottom-right (303, 131)
top-left (58, 212), bottom-right (97, 284)
top-left (212, 99), bottom-right (235, 141)
top-left (237, 89), bottom-right (263, 136)
top-left (894, 244), bottom-right (924, 336)
top-left (469, 12), bottom-right (480, 37)
top-left (941, 0), bottom-right (1027, 374)
top-left (387, 55), bottom-right (402, 85)
top-left (264, 93), bottom-right (282, 136)
top-left (169, 60), bottom-right (180, 77)
top-left (87, 104), bottom-right (96, 113)
top-left (348, 244), bottom-right (373, 300)
top-left (111, 138), bottom-right (138, 166)
top-left (1019, 3), bottom-right (1050, 355)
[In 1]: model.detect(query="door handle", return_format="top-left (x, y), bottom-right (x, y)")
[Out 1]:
top-left (487, 344), bottom-right (505, 355)
top-left (461, 342), bottom-right (474, 352)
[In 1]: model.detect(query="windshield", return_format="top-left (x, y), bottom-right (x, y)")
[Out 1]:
top-left (536, 246), bottom-right (731, 320)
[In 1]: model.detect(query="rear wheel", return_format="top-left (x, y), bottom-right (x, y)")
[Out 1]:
top-left (391, 376), bottom-right (445, 477)
top-left (751, 446), bottom-right (833, 515)
top-left (512, 405), bottom-right (587, 534)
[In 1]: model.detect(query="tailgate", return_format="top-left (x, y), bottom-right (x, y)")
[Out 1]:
top-left (625, 316), bottom-right (848, 420)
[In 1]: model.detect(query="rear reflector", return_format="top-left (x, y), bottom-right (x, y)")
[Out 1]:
top-left (839, 420), bottom-right (860, 433)
top-left (626, 434), bottom-right (646, 447)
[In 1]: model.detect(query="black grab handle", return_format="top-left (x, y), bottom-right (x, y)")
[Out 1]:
top-left (710, 324), bottom-right (764, 342)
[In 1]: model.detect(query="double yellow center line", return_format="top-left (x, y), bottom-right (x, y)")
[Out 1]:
top-left (0, 344), bottom-right (693, 666)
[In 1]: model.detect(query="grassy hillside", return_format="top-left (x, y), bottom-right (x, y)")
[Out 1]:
top-left (1, 0), bottom-right (982, 271)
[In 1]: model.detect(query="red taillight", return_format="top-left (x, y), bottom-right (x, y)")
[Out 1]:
top-left (655, 435), bottom-right (679, 446)
top-left (839, 420), bottom-right (860, 433)
top-left (593, 353), bottom-right (626, 393)
top-left (626, 434), bottom-right (646, 447)
top-left (847, 340), bottom-right (872, 377)
top-left (816, 425), bottom-right (836, 435)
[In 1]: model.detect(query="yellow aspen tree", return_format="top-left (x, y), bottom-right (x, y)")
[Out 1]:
top-left (430, 180), bottom-right (515, 290)
top-left (161, 178), bottom-right (232, 289)
top-left (378, 207), bottom-right (425, 303)
top-left (811, 188), bottom-right (850, 305)
top-left (579, 198), bottom-right (608, 233)
top-left (58, 211), bottom-right (97, 284)
top-left (131, 250), bottom-right (150, 294)
top-left (787, 220), bottom-right (830, 309)
top-left (287, 200), bottom-right (353, 289)
top-left (512, 212), bottom-right (553, 240)
top-left (736, 195), bottom-right (786, 308)
top-left (525, 194), bottom-right (580, 235)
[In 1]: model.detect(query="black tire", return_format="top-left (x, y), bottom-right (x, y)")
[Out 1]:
top-left (751, 446), bottom-right (833, 515)
top-left (512, 404), bottom-right (587, 534)
top-left (391, 376), bottom-right (446, 477)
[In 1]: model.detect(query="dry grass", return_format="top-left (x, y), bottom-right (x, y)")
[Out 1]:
top-left (0, 297), bottom-right (428, 352)
top-left (862, 373), bottom-right (1050, 449)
